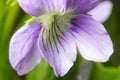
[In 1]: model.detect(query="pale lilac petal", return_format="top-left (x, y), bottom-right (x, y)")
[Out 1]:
top-left (77, 76), bottom-right (83, 80)
top-left (39, 27), bottom-right (77, 76)
top-left (18, 0), bottom-right (53, 16)
top-left (18, 0), bottom-right (66, 16)
top-left (88, 1), bottom-right (113, 23)
top-left (66, 0), bottom-right (101, 13)
top-left (9, 21), bottom-right (42, 75)
top-left (52, 0), bottom-right (66, 12)
top-left (70, 14), bottom-right (113, 62)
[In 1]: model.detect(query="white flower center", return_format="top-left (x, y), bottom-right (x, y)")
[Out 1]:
top-left (39, 10), bottom-right (77, 29)
top-left (38, 10), bottom-right (77, 48)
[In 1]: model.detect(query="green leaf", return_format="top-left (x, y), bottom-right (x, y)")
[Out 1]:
top-left (26, 59), bottom-right (55, 80)
top-left (90, 63), bottom-right (120, 80)
top-left (1, 2), bottom-right (20, 48)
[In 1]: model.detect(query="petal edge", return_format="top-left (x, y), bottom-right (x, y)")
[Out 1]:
top-left (9, 21), bottom-right (42, 75)
top-left (70, 14), bottom-right (113, 62)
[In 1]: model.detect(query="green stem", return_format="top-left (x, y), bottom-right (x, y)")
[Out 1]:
top-left (1, 1), bottom-right (20, 50)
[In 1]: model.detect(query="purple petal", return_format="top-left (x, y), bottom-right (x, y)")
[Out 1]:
top-left (88, 1), bottom-right (113, 23)
top-left (18, 0), bottom-right (66, 16)
top-left (77, 76), bottom-right (83, 80)
top-left (70, 14), bottom-right (113, 62)
top-left (66, 0), bottom-right (101, 13)
top-left (9, 21), bottom-right (42, 75)
top-left (39, 28), bottom-right (77, 76)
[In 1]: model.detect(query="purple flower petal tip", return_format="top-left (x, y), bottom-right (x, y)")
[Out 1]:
top-left (88, 1), bottom-right (113, 23)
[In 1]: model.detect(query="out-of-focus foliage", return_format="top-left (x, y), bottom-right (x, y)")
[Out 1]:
top-left (0, 0), bottom-right (120, 80)
top-left (90, 64), bottom-right (120, 80)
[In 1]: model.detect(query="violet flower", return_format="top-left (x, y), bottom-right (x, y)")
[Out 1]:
top-left (9, 0), bottom-right (113, 77)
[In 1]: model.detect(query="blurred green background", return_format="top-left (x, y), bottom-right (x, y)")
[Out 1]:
top-left (0, 0), bottom-right (120, 80)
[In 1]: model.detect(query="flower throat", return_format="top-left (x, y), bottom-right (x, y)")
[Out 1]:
top-left (38, 10), bottom-right (77, 48)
